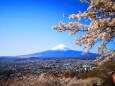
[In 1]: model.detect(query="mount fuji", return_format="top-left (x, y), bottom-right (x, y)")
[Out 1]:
top-left (26, 44), bottom-right (100, 60)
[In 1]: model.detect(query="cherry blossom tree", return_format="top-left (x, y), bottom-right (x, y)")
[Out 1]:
top-left (52, 0), bottom-right (115, 61)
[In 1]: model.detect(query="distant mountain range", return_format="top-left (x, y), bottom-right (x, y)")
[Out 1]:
top-left (0, 44), bottom-right (100, 60)
top-left (25, 44), bottom-right (100, 60)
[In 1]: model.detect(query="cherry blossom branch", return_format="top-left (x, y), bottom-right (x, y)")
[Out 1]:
top-left (52, 0), bottom-right (115, 61)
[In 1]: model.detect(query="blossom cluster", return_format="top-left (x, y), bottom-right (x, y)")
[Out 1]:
top-left (53, 22), bottom-right (85, 35)
top-left (52, 0), bottom-right (115, 61)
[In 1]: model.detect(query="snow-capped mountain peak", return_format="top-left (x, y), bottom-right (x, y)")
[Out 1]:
top-left (51, 44), bottom-right (70, 50)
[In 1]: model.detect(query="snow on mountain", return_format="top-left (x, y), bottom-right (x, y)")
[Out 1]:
top-left (0, 44), bottom-right (100, 60)
top-left (26, 44), bottom-right (100, 60)
top-left (51, 44), bottom-right (70, 50)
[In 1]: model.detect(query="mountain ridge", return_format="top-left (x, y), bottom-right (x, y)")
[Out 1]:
top-left (27, 49), bottom-right (100, 60)
top-left (0, 44), bottom-right (100, 60)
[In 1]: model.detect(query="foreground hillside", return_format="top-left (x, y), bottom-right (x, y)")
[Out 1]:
top-left (0, 60), bottom-right (115, 86)
top-left (0, 74), bottom-right (102, 86)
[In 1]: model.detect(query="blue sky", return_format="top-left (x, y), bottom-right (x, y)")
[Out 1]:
top-left (0, 0), bottom-right (113, 56)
